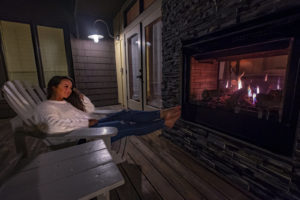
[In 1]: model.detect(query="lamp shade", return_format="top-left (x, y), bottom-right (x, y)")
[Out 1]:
top-left (88, 19), bottom-right (115, 43)
top-left (88, 34), bottom-right (104, 43)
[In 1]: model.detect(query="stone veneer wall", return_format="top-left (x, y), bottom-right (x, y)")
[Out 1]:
top-left (161, 0), bottom-right (300, 199)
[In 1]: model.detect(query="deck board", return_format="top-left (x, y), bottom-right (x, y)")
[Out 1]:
top-left (111, 131), bottom-right (255, 200)
top-left (142, 132), bottom-right (251, 200)
top-left (115, 165), bottom-right (141, 200)
top-left (130, 136), bottom-right (205, 200)
top-left (140, 134), bottom-right (227, 200)
top-left (125, 140), bottom-right (184, 200)
top-left (120, 155), bottom-right (162, 200)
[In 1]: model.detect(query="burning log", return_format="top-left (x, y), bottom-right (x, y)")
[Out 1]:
top-left (225, 88), bottom-right (251, 109)
top-left (256, 90), bottom-right (282, 109)
top-left (256, 90), bottom-right (282, 120)
top-left (202, 89), bottom-right (223, 101)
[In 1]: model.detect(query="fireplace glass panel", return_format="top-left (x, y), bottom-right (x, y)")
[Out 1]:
top-left (189, 50), bottom-right (289, 121)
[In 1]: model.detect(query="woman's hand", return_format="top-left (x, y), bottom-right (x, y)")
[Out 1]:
top-left (88, 119), bottom-right (98, 127)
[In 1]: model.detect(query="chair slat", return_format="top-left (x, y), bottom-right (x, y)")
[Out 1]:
top-left (5, 82), bottom-right (33, 111)
top-left (2, 85), bottom-right (33, 126)
top-left (22, 81), bottom-right (43, 104)
top-left (33, 85), bottom-right (47, 101)
top-left (3, 84), bottom-right (31, 114)
top-left (13, 80), bottom-right (38, 108)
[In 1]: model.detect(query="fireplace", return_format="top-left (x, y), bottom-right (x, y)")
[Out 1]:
top-left (182, 13), bottom-right (300, 156)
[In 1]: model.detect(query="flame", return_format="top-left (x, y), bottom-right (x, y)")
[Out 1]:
top-left (226, 81), bottom-right (229, 88)
top-left (253, 93), bottom-right (257, 105)
top-left (238, 78), bottom-right (242, 89)
top-left (248, 85), bottom-right (252, 97)
top-left (264, 73), bottom-right (268, 82)
top-left (257, 86), bottom-right (260, 94)
top-left (277, 78), bottom-right (280, 90)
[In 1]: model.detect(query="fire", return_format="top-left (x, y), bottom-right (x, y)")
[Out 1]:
top-left (253, 93), bottom-right (257, 105)
top-left (257, 86), bottom-right (260, 94)
top-left (226, 81), bottom-right (229, 88)
top-left (264, 73), bottom-right (268, 82)
top-left (277, 78), bottom-right (280, 90)
top-left (248, 85), bottom-right (252, 97)
top-left (238, 78), bottom-right (242, 89)
top-left (237, 72), bottom-right (244, 90)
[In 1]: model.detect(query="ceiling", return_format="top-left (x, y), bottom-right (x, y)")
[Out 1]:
top-left (75, 0), bottom-right (127, 38)
top-left (76, 0), bottom-right (127, 21)
top-left (0, 0), bottom-right (127, 39)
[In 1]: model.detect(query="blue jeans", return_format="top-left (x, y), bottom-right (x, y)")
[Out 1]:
top-left (91, 110), bottom-right (164, 142)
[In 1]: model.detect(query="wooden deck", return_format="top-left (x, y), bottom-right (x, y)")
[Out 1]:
top-left (0, 104), bottom-right (256, 200)
top-left (110, 131), bottom-right (255, 200)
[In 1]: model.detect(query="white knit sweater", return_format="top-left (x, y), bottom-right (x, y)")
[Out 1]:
top-left (33, 100), bottom-right (91, 134)
top-left (82, 95), bottom-right (95, 113)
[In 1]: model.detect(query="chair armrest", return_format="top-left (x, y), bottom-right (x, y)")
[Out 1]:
top-left (45, 127), bottom-right (118, 139)
top-left (93, 109), bottom-right (121, 115)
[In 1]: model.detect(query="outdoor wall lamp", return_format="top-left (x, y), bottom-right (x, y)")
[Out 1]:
top-left (88, 19), bottom-right (117, 43)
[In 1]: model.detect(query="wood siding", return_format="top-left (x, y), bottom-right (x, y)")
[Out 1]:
top-left (71, 38), bottom-right (119, 107)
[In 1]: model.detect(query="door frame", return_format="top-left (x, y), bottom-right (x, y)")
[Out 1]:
top-left (124, 23), bottom-right (143, 110)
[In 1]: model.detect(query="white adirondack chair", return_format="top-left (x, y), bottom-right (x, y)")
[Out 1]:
top-left (2, 80), bottom-right (127, 163)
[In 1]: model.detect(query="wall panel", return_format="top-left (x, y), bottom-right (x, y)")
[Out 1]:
top-left (71, 38), bottom-right (119, 107)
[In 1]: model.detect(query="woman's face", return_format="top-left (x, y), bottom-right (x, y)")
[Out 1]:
top-left (52, 79), bottom-right (73, 100)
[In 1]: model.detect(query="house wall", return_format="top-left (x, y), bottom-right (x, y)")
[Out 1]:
top-left (161, 0), bottom-right (300, 199)
top-left (71, 38), bottom-right (118, 107)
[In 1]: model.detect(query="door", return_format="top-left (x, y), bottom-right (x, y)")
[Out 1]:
top-left (142, 9), bottom-right (162, 110)
top-left (125, 24), bottom-right (143, 110)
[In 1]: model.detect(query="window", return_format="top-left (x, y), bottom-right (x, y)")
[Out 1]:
top-left (37, 26), bottom-right (68, 85)
top-left (145, 18), bottom-right (162, 108)
top-left (0, 20), bottom-right (70, 87)
top-left (128, 34), bottom-right (141, 101)
top-left (0, 21), bottom-right (38, 85)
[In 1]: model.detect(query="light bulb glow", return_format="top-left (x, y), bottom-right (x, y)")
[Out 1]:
top-left (88, 34), bottom-right (104, 43)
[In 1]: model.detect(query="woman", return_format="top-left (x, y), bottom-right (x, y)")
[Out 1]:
top-left (33, 76), bottom-right (181, 143)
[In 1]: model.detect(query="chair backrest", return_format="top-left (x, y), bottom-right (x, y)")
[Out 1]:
top-left (2, 80), bottom-right (46, 126)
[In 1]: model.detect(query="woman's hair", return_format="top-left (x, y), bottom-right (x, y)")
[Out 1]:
top-left (66, 89), bottom-right (85, 112)
top-left (47, 76), bottom-right (85, 111)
